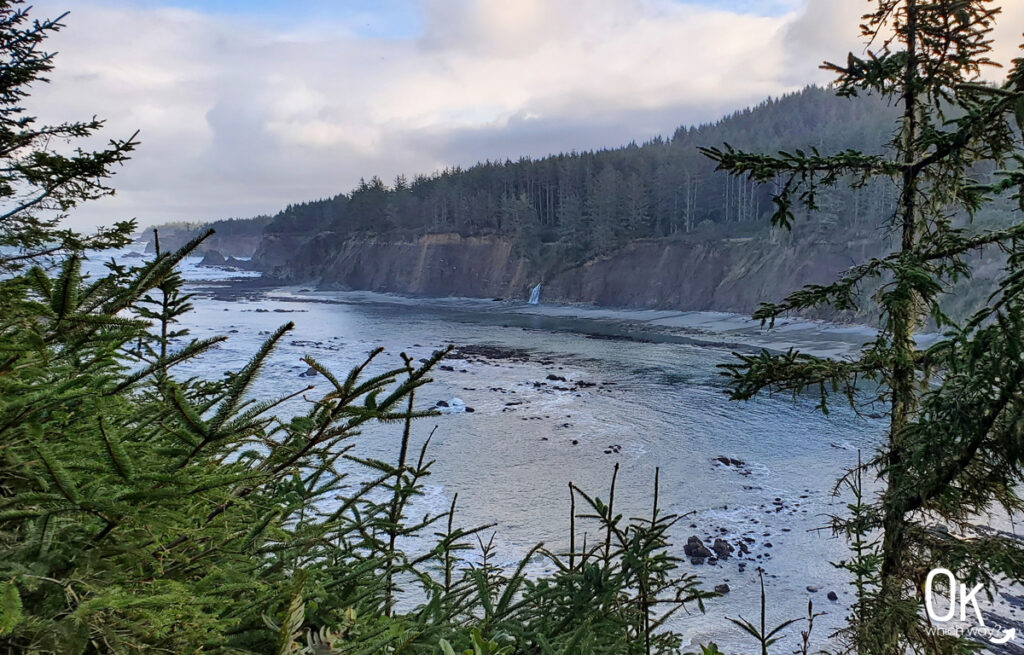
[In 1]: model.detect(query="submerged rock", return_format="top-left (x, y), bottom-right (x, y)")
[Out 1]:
top-left (715, 584), bottom-right (731, 594)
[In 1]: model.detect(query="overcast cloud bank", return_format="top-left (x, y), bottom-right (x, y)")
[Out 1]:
top-left (28, 0), bottom-right (1024, 229)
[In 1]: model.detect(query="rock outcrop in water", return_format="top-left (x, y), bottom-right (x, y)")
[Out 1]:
top-left (684, 536), bottom-right (713, 560)
top-left (198, 250), bottom-right (227, 266)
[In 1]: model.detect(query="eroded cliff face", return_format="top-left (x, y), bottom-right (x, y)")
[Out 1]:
top-left (254, 231), bottom-right (881, 315)
top-left (544, 237), bottom-right (876, 312)
top-left (255, 232), bottom-right (532, 297)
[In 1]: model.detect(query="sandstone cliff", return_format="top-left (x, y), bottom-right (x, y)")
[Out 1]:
top-left (252, 230), bottom-right (883, 315)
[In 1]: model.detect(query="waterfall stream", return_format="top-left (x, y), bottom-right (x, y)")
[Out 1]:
top-left (528, 283), bottom-right (541, 305)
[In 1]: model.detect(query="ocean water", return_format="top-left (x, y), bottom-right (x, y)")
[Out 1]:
top-left (82, 248), bottom-right (893, 652)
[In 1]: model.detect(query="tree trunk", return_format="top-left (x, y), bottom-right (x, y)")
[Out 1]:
top-left (878, 1), bottom-right (920, 651)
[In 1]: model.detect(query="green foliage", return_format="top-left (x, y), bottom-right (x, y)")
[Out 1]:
top-left (0, 582), bottom-right (21, 637)
top-left (438, 630), bottom-right (512, 655)
top-left (706, 1), bottom-right (1024, 653)
top-left (725, 571), bottom-right (799, 655)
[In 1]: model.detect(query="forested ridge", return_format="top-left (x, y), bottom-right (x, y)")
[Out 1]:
top-left (262, 86), bottom-right (905, 255)
top-left (240, 84), bottom-right (1020, 319)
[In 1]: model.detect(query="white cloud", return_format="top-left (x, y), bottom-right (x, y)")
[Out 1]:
top-left (22, 0), bottom-right (1024, 230)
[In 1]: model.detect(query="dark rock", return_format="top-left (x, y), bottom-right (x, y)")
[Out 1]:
top-left (465, 407), bottom-right (475, 413)
top-left (715, 584), bottom-right (731, 594)
top-left (449, 345), bottom-right (531, 362)
top-left (198, 250), bottom-right (227, 267)
top-left (690, 557), bottom-right (705, 565)
top-left (684, 536), bottom-right (713, 559)
top-left (806, 586), bottom-right (819, 593)
top-left (715, 456), bottom-right (747, 468)
top-left (827, 591), bottom-right (838, 601)
top-left (439, 365), bottom-right (455, 371)
top-left (546, 374), bottom-right (567, 382)
top-left (224, 255), bottom-right (254, 269)
top-left (571, 439), bottom-right (579, 445)
top-left (436, 400), bottom-right (450, 408)
top-left (299, 366), bottom-right (317, 377)
top-left (712, 538), bottom-right (734, 560)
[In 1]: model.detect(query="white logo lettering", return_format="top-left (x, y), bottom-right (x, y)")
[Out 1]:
top-left (924, 568), bottom-right (1014, 646)
top-left (925, 568), bottom-right (956, 623)
top-left (959, 582), bottom-right (984, 625)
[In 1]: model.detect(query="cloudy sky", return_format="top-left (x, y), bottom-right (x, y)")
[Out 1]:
top-left (25, 0), bottom-right (1024, 230)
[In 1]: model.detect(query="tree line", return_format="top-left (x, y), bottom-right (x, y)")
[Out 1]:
top-left (264, 87), bottom-right (908, 261)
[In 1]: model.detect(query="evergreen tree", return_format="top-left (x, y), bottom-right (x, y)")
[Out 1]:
top-left (704, 2), bottom-right (1024, 652)
top-left (0, 1), bottom-right (137, 272)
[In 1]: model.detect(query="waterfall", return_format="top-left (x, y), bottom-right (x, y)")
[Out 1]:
top-left (528, 283), bottom-right (541, 305)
